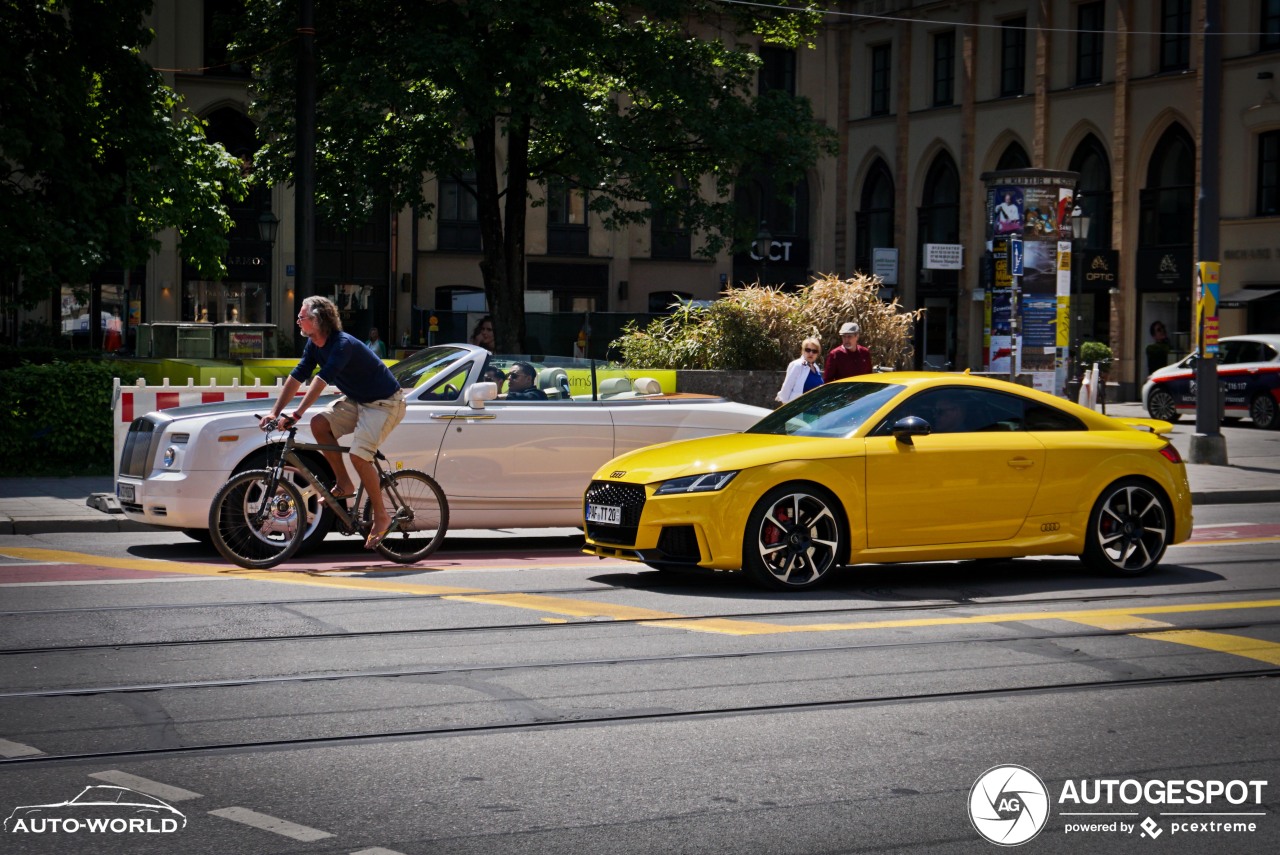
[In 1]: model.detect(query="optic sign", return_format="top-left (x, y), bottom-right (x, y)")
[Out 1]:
top-left (924, 243), bottom-right (964, 270)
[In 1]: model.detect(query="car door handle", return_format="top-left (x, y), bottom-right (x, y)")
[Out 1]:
top-left (1007, 457), bottom-right (1035, 469)
top-left (430, 413), bottom-right (496, 421)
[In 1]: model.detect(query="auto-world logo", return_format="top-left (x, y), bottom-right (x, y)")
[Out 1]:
top-left (969, 765), bottom-right (1051, 846)
top-left (4, 785), bottom-right (186, 835)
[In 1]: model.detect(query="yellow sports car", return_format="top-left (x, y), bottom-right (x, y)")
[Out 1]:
top-left (582, 373), bottom-right (1193, 590)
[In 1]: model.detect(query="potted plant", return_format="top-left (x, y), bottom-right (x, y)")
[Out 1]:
top-left (1078, 340), bottom-right (1114, 411)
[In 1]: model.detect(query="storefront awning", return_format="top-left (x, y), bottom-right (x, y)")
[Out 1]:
top-left (1219, 288), bottom-right (1280, 307)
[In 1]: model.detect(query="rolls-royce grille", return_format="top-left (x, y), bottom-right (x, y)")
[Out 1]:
top-left (584, 480), bottom-right (646, 545)
top-left (120, 418), bottom-right (159, 477)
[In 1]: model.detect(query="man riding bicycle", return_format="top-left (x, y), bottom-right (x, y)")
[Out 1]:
top-left (261, 295), bottom-right (406, 549)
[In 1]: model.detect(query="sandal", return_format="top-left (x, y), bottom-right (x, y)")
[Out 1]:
top-left (365, 524), bottom-right (393, 550)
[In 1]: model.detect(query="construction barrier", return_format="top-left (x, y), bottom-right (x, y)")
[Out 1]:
top-left (111, 378), bottom-right (312, 479)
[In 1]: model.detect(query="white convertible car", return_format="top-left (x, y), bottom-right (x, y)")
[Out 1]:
top-left (115, 344), bottom-right (768, 547)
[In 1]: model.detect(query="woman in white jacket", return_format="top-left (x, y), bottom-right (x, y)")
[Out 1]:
top-left (776, 336), bottom-right (824, 404)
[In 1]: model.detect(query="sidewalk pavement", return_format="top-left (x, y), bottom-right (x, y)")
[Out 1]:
top-left (1, 404), bottom-right (1277, 535)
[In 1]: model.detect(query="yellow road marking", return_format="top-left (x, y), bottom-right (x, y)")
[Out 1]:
top-left (0, 547), bottom-right (485, 596)
top-left (1131, 630), bottom-right (1280, 666)
top-left (6, 547), bottom-right (1280, 666)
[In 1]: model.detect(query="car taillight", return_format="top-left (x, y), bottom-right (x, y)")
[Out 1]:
top-left (1159, 443), bottom-right (1183, 464)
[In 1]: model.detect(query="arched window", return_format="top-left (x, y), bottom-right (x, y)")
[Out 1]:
top-left (854, 159), bottom-right (894, 274)
top-left (1068, 135), bottom-right (1112, 249)
top-left (918, 153), bottom-right (960, 247)
top-left (1140, 125), bottom-right (1195, 247)
top-left (995, 142), bottom-right (1031, 171)
top-left (733, 170), bottom-right (811, 287)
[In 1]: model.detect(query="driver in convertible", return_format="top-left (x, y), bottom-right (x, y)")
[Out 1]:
top-left (260, 295), bottom-right (407, 549)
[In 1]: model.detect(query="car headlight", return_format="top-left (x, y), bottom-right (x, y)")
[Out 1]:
top-left (163, 446), bottom-right (179, 468)
top-left (654, 471), bottom-right (738, 495)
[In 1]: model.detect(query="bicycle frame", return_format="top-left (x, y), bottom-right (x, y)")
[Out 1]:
top-left (261, 428), bottom-right (395, 537)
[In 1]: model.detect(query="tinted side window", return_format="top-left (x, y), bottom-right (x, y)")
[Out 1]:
top-left (1023, 402), bottom-right (1086, 431)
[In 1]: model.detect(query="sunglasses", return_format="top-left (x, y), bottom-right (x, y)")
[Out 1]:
top-left (803, 348), bottom-right (819, 354)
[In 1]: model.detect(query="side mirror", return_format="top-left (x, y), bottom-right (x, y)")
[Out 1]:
top-left (466, 381), bottom-right (498, 409)
top-left (891, 415), bottom-right (932, 445)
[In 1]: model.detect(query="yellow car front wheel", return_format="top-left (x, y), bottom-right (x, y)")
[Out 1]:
top-left (743, 484), bottom-right (846, 591)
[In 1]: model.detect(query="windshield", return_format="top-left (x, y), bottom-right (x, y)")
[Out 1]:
top-left (390, 345), bottom-right (471, 388)
top-left (748, 381), bottom-right (904, 438)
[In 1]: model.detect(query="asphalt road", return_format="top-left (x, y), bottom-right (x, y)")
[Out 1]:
top-left (1, 506), bottom-right (1278, 854)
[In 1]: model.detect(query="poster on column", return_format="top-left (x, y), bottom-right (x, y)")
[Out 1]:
top-left (988, 289), bottom-right (1015, 373)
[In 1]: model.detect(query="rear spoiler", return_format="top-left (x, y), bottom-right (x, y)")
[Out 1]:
top-left (1114, 417), bottom-right (1174, 436)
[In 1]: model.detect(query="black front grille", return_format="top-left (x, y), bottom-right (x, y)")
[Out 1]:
top-left (584, 480), bottom-right (646, 546)
top-left (120, 418), bottom-right (159, 477)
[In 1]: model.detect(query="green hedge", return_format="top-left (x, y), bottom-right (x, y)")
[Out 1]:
top-left (0, 361), bottom-right (118, 476)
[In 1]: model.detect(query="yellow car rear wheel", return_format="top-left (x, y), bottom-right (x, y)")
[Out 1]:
top-left (1081, 478), bottom-right (1172, 577)
top-left (743, 484), bottom-right (847, 591)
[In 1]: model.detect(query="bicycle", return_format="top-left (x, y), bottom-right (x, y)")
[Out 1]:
top-left (207, 417), bottom-right (448, 569)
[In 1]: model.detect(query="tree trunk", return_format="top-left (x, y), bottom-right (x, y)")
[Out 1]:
top-left (473, 116), bottom-right (530, 354)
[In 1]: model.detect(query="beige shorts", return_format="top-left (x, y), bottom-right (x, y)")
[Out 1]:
top-left (322, 391), bottom-right (406, 462)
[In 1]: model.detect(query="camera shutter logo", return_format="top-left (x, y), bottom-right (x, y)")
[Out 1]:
top-left (969, 765), bottom-right (1050, 846)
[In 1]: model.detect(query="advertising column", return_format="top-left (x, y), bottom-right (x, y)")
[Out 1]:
top-left (980, 170), bottom-right (1080, 395)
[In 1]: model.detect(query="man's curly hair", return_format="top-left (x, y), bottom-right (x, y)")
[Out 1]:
top-left (301, 296), bottom-right (342, 338)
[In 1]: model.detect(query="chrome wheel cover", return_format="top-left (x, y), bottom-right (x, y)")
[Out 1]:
top-left (1147, 388), bottom-right (1178, 421)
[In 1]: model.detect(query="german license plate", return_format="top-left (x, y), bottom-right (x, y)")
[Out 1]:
top-left (116, 482), bottom-right (135, 503)
top-left (586, 503), bottom-right (621, 525)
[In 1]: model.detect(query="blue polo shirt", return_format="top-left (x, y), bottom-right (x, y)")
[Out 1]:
top-left (290, 331), bottom-right (399, 403)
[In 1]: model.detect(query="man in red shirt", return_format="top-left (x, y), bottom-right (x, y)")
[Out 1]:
top-left (823, 321), bottom-right (873, 382)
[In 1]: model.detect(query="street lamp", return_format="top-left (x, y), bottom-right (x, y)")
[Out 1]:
top-left (753, 221), bottom-right (772, 284)
top-left (257, 210), bottom-right (280, 245)
top-left (1069, 203), bottom-right (1091, 391)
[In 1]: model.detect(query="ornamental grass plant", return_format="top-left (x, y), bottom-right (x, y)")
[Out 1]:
top-left (612, 273), bottom-right (922, 371)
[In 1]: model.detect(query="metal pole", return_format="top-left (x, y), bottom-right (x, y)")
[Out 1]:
top-left (1190, 0), bottom-right (1227, 464)
top-left (293, 0), bottom-right (316, 353)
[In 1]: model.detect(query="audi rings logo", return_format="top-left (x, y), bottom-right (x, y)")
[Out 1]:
top-left (969, 765), bottom-right (1051, 846)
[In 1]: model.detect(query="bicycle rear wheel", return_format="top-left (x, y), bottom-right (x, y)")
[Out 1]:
top-left (209, 469), bottom-right (307, 569)
top-left (361, 469), bottom-right (449, 564)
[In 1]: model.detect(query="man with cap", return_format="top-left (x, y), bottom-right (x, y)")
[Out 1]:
top-left (824, 321), bottom-right (873, 382)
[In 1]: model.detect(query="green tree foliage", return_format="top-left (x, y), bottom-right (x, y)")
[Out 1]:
top-left (613, 273), bottom-right (923, 371)
top-left (237, 0), bottom-right (836, 352)
top-left (0, 0), bottom-right (248, 308)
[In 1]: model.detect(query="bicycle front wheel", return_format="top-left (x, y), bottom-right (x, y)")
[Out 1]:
top-left (361, 469), bottom-right (449, 564)
top-left (209, 469), bottom-right (307, 569)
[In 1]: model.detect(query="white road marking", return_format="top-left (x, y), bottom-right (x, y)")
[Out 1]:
top-left (209, 807), bottom-right (334, 841)
top-left (88, 770), bottom-right (202, 802)
top-left (0, 738), bottom-right (43, 758)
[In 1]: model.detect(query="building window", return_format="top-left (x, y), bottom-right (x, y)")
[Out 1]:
top-left (203, 0), bottom-right (250, 78)
top-left (438, 172), bottom-right (481, 252)
top-left (651, 177), bottom-right (691, 260)
top-left (870, 44), bottom-right (891, 115)
top-left (1076, 2), bottom-right (1104, 85)
top-left (932, 31), bottom-right (955, 106)
top-left (759, 47), bottom-right (796, 96)
top-left (996, 142), bottom-right (1031, 171)
top-left (1159, 0), bottom-right (1191, 72)
top-left (1260, 131), bottom-right (1280, 217)
top-left (1139, 125), bottom-right (1195, 246)
top-left (1069, 134), bottom-right (1114, 249)
top-left (854, 160), bottom-right (894, 275)
top-left (1264, 0), bottom-right (1280, 51)
top-left (547, 177), bottom-right (588, 256)
top-left (1000, 17), bottom-right (1026, 96)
